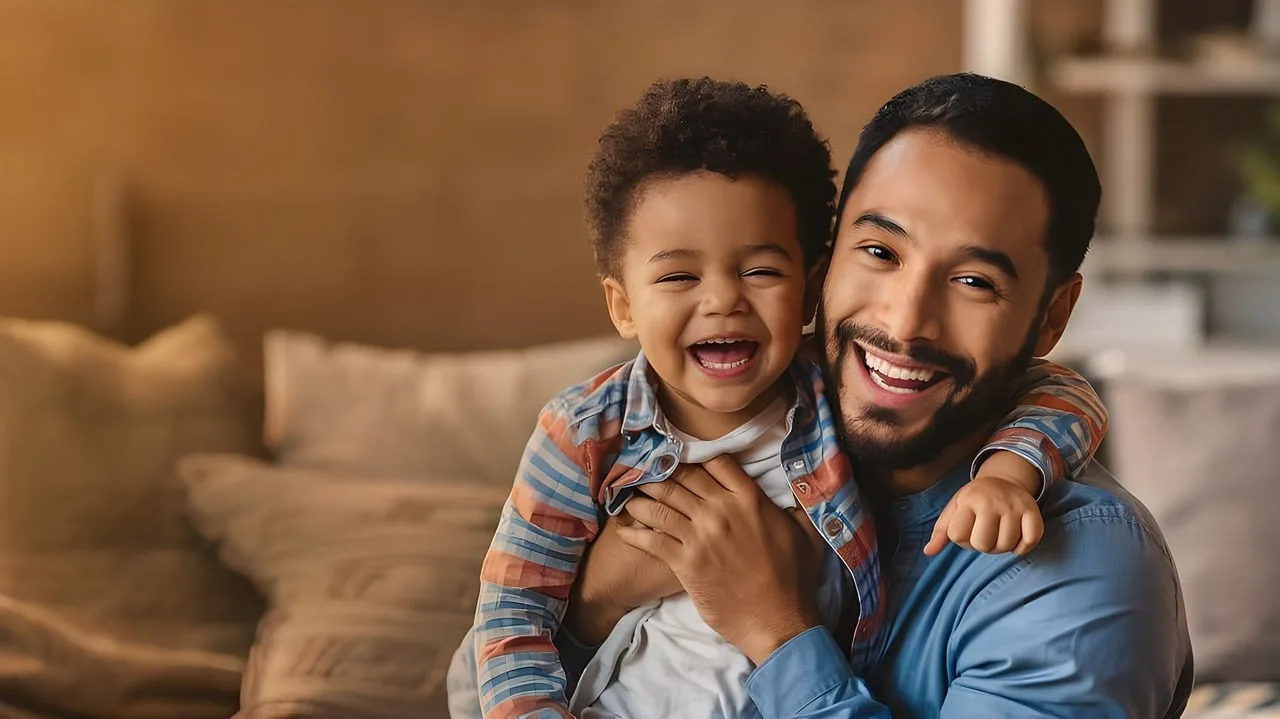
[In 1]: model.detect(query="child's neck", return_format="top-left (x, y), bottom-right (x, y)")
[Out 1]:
top-left (657, 376), bottom-right (793, 441)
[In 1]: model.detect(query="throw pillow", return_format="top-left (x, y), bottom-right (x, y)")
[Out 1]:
top-left (0, 314), bottom-right (266, 717)
top-left (263, 329), bottom-right (635, 486)
top-left (1109, 358), bottom-right (1280, 682)
top-left (181, 453), bottom-right (508, 718)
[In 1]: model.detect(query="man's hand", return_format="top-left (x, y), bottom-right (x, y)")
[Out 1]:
top-left (924, 455), bottom-right (1045, 556)
top-left (563, 513), bottom-right (684, 645)
top-left (614, 456), bottom-right (825, 665)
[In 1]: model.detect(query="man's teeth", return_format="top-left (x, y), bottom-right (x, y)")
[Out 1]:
top-left (870, 371), bottom-right (916, 394)
top-left (863, 352), bottom-right (937, 382)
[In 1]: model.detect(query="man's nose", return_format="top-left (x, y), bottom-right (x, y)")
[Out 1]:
top-left (879, 271), bottom-right (943, 343)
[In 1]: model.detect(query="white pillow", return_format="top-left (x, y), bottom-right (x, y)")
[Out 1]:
top-left (1109, 357), bottom-right (1280, 682)
top-left (264, 330), bottom-right (635, 486)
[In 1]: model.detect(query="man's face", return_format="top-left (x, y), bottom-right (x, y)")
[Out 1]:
top-left (819, 127), bottom-right (1078, 469)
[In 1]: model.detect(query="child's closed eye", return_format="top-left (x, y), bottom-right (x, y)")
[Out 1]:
top-left (655, 272), bottom-right (699, 284)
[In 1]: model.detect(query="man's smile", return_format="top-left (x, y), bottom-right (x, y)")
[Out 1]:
top-left (847, 342), bottom-right (953, 411)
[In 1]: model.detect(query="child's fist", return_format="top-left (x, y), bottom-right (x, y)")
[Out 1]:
top-left (923, 475), bottom-right (1045, 557)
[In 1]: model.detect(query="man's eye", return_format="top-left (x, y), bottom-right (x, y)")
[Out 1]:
top-left (955, 276), bottom-right (996, 291)
top-left (860, 245), bottom-right (897, 262)
top-left (657, 273), bottom-right (697, 283)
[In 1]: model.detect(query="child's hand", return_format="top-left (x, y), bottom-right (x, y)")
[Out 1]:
top-left (923, 454), bottom-right (1046, 556)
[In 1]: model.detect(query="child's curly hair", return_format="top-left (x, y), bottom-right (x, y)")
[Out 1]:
top-left (584, 77), bottom-right (837, 278)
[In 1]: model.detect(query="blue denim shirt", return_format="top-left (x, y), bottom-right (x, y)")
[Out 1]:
top-left (744, 461), bottom-right (1194, 718)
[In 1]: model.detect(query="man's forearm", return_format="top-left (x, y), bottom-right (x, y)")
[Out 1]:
top-left (747, 627), bottom-right (892, 719)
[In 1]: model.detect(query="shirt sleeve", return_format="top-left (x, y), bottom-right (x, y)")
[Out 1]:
top-left (474, 400), bottom-right (604, 719)
top-left (974, 359), bottom-right (1109, 499)
top-left (745, 628), bottom-right (893, 719)
top-left (746, 516), bottom-right (1191, 719)
top-left (940, 514), bottom-right (1191, 718)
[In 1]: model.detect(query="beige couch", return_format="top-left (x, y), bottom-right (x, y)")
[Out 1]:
top-left (0, 315), bottom-right (1274, 717)
top-left (0, 315), bottom-right (634, 718)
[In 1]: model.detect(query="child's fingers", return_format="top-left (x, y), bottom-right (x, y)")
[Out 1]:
top-left (924, 503), bottom-right (954, 556)
top-left (996, 512), bottom-right (1023, 553)
top-left (948, 506), bottom-right (979, 550)
top-left (968, 512), bottom-right (999, 553)
top-left (1014, 510), bottom-right (1045, 556)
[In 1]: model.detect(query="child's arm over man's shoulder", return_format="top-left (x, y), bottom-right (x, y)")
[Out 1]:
top-left (979, 358), bottom-right (1108, 494)
top-left (929, 360), bottom-right (1109, 556)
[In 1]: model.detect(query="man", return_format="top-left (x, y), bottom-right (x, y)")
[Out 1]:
top-left (561, 74), bottom-right (1193, 717)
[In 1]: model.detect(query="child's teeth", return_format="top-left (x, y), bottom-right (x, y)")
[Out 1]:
top-left (702, 358), bottom-right (749, 369)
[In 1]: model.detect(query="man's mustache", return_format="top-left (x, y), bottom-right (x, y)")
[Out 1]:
top-left (834, 322), bottom-right (976, 389)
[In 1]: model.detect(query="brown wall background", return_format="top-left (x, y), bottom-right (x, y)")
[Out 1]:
top-left (0, 1), bottom-right (1254, 356)
top-left (0, 0), bottom-right (967, 356)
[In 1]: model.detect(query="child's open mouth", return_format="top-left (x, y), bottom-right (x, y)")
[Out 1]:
top-left (688, 338), bottom-right (759, 378)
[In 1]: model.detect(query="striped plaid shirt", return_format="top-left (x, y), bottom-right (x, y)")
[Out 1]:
top-left (472, 350), bottom-right (1106, 719)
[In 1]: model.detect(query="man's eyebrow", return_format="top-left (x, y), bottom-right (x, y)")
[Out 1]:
top-left (960, 245), bottom-right (1020, 282)
top-left (648, 248), bottom-right (699, 264)
top-left (851, 213), bottom-right (910, 239)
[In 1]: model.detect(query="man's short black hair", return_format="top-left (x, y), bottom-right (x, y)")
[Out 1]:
top-left (585, 76), bottom-right (836, 278)
top-left (838, 72), bottom-right (1101, 290)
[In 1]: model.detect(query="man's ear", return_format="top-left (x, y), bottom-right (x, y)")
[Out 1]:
top-left (601, 276), bottom-right (638, 340)
top-left (1033, 272), bottom-right (1083, 357)
top-left (802, 254), bottom-right (830, 328)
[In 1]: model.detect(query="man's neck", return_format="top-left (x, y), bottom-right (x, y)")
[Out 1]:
top-left (883, 429), bottom-right (992, 497)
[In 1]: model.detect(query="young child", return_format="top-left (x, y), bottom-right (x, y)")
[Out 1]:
top-left (457, 78), bottom-right (1107, 719)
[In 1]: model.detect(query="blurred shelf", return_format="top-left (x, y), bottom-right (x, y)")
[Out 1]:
top-left (1052, 340), bottom-right (1280, 383)
top-left (1050, 55), bottom-right (1280, 95)
top-left (1084, 236), bottom-right (1280, 274)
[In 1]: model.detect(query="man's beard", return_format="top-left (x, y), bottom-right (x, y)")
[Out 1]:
top-left (818, 310), bottom-right (1040, 473)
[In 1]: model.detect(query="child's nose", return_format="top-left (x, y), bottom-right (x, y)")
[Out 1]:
top-left (700, 277), bottom-right (748, 316)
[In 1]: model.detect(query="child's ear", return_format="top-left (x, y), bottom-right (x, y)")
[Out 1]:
top-left (802, 254), bottom-right (829, 327)
top-left (601, 276), bottom-right (638, 339)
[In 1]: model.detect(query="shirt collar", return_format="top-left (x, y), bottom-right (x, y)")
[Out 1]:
top-left (620, 351), bottom-right (819, 434)
top-left (889, 460), bottom-right (972, 527)
top-left (621, 350), bottom-right (664, 433)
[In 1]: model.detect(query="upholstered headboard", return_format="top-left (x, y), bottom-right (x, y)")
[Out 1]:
top-left (93, 181), bottom-right (615, 360)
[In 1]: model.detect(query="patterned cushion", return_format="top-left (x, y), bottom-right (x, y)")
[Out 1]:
top-left (1185, 683), bottom-right (1280, 718)
top-left (181, 453), bottom-right (509, 718)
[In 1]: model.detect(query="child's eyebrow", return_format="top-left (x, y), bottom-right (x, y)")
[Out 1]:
top-left (647, 243), bottom-right (795, 264)
top-left (741, 243), bottom-right (794, 260)
top-left (648, 248), bottom-right (700, 264)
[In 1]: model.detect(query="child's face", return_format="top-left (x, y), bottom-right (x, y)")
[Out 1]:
top-left (602, 171), bottom-right (810, 424)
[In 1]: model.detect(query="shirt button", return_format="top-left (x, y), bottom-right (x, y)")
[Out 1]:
top-left (795, 481), bottom-right (811, 495)
top-left (790, 459), bottom-right (806, 471)
top-left (824, 518), bottom-right (843, 537)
